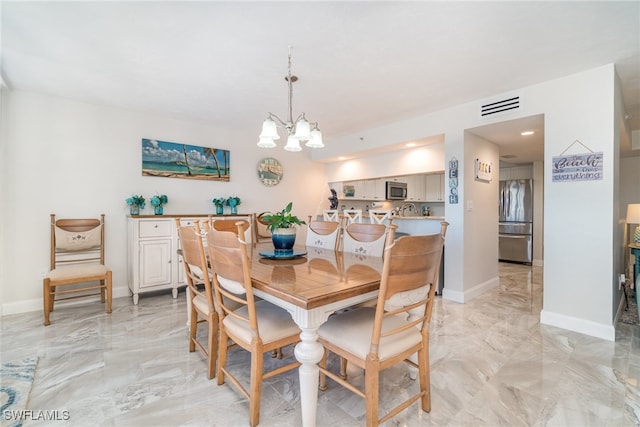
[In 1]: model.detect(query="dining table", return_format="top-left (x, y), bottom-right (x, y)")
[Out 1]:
top-left (249, 243), bottom-right (384, 427)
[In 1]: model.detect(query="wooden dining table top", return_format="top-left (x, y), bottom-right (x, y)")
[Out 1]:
top-left (249, 244), bottom-right (384, 310)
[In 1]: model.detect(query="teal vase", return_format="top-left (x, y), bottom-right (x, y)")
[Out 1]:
top-left (216, 205), bottom-right (224, 214)
top-left (129, 205), bottom-right (140, 215)
top-left (230, 206), bottom-right (238, 214)
top-left (154, 205), bottom-right (163, 215)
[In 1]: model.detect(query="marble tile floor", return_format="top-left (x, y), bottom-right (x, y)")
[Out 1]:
top-left (1, 262), bottom-right (639, 426)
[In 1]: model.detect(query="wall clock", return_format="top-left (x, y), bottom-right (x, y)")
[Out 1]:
top-left (257, 157), bottom-right (283, 187)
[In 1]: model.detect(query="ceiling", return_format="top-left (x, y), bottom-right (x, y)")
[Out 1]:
top-left (2, 2), bottom-right (639, 163)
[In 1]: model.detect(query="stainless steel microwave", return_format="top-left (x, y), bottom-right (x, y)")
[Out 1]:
top-left (385, 181), bottom-right (407, 200)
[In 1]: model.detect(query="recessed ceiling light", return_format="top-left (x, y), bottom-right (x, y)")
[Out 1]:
top-left (406, 142), bottom-right (417, 147)
top-left (521, 131), bottom-right (535, 136)
top-left (338, 156), bottom-right (347, 161)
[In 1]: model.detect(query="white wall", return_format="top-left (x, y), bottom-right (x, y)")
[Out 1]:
top-left (460, 131), bottom-right (500, 300)
top-left (323, 64), bottom-right (623, 340)
top-left (325, 141), bottom-right (445, 182)
top-left (0, 90), bottom-right (328, 314)
top-left (532, 160), bottom-right (544, 266)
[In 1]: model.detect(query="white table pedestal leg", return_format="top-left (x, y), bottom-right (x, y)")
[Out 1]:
top-left (294, 327), bottom-right (325, 427)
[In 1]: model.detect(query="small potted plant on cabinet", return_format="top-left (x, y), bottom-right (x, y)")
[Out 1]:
top-left (212, 197), bottom-right (226, 215)
top-left (150, 194), bottom-right (168, 215)
top-left (260, 202), bottom-right (306, 252)
top-left (126, 195), bottom-right (146, 215)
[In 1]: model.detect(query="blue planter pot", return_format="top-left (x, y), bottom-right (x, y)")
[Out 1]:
top-left (272, 228), bottom-right (297, 253)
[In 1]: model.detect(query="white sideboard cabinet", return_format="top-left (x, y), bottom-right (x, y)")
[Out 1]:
top-left (127, 214), bottom-right (252, 304)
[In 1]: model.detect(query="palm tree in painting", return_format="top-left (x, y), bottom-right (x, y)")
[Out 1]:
top-left (181, 144), bottom-right (193, 176)
top-left (203, 147), bottom-right (222, 178)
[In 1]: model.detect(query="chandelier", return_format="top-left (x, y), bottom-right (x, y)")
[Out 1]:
top-left (257, 47), bottom-right (324, 151)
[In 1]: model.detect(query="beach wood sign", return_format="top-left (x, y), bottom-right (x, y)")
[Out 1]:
top-left (552, 140), bottom-right (603, 183)
top-left (141, 138), bottom-right (230, 181)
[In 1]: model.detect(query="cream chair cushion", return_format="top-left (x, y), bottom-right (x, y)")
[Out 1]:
top-left (46, 264), bottom-right (109, 281)
top-left (223, 300), bottom-right (300, 344)
top-left (318, 307), bottom-right (422, 361)
top-left (217, 275), bottom-right (247, 295)
top-left (192, 293), bottom-right (214, 316)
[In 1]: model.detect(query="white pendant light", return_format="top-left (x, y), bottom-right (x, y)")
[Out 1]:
top-left (257, 46), bottom-right (324, 151)
top-left (259, 118), bottom-right (280, 140)
top-left (257, 137), bottom-right (277, 148)
top-left (293, 116), bottom-right (311, 140)
top-left (284, 135), bottom-right (302, 152)
top-left (305, 127), bottom-right (324, 148)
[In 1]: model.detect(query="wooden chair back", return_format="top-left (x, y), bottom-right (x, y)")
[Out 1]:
top-left (50, 216), bottom-right (105, 268)
top-left (342, 209), bottom-right (362, 225)
top-left (206, 221), bottom-right (255, 324)
top-left (342, 222), bottom-right (387, 257)
top-left (369, 209), bottom-right (392, 225)
top-left (322, 209), bottom-right (340, 221)
top-left (306, 219), bottom-right (341, 251)
top-left (176, 221), bottom-right (214, 310)
top-left (376, 221), bottom-right (448, 337)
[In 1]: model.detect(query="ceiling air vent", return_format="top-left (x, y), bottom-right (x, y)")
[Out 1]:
top-left (481, 96), bottom-right (520, 117)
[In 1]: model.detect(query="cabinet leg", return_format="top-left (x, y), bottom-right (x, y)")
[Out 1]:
top-left (172, 288), bottom-right (178, 299)
top-left (133, 293), bottom-right (139, 305)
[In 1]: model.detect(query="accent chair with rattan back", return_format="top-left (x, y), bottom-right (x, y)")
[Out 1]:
top-left (206, 221), bottom-right (301, 427)
top-left (43, 214), bottom-right (112, 326)
top-left (253, 212), bottom-right (272, 245)
top-left (317, 222), bottom-right (448, 426)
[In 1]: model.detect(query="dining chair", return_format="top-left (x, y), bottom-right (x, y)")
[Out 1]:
top-left (305, 218), bottom-right (341, 251)
top-left (317, 222), bottom-right (448, 427)
top-left (322, 209), bottom-right (340, 222)
top-left (343, 209), bottom-right (363, 225)
top-left (369, 209), bottom-right (392, 225)
top-left (43, 214), bottom-right (112, 326)
top-left (342, 222), bottom-right (388, 257)
top-left (206, 221), bottom-right (301, 427)
top-left (176, 220), bottom-right (218, 379)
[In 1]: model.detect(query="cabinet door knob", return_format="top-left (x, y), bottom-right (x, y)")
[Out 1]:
top-left (154, 225), bottom-right (158, 228)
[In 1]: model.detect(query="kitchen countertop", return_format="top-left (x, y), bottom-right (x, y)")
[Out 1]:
top-left (389, 215), bottom-right (445, 220)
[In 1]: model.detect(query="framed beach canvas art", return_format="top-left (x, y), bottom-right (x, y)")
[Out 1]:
top-left (141, 138), bottom-right (230, 181)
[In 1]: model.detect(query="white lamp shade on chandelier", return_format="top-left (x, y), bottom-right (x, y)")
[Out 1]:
top-left (257, 47), bottom-right (324, 151)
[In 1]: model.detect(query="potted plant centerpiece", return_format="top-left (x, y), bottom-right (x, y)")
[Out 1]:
top-left (261, 202), bottom-right (306, 252)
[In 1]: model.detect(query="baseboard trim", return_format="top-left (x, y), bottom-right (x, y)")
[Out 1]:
top-left (442, 276), bottom-right (499, 303)
top-left (1, 286), bottom-right (131, 316)
top-left (540, 309), bottom-right (615, 341)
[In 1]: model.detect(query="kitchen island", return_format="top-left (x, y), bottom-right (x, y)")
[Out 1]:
top-left (390, 215), bottom-right (446, 236)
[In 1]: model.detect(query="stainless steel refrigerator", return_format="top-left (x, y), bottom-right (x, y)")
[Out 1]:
top-left (498, 179), bottom-right (533, 264)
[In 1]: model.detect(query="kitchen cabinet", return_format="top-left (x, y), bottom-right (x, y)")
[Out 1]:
top-left (405, 174), bottom-right (426, 202)
top-left (425, 173), bottom-right (445, 202)
top-left (127, 214), bottom-right (252, 304)
top-left (362, 179), bottom-right (386, 200)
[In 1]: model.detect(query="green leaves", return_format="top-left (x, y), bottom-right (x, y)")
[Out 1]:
top-left (261, 202), bottom-right (306, 232)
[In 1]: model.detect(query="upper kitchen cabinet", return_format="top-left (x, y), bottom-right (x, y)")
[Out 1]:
top-left (334, 178), bottom-right (386, 200)
top-left (362, 179), bottom-right (386, 200)
top-left (499, 165), bottom-right (533, 180)
top-left (405, 174), bottom-right (426, 202)
top-left (425, 173), bottom-right (445, 202)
